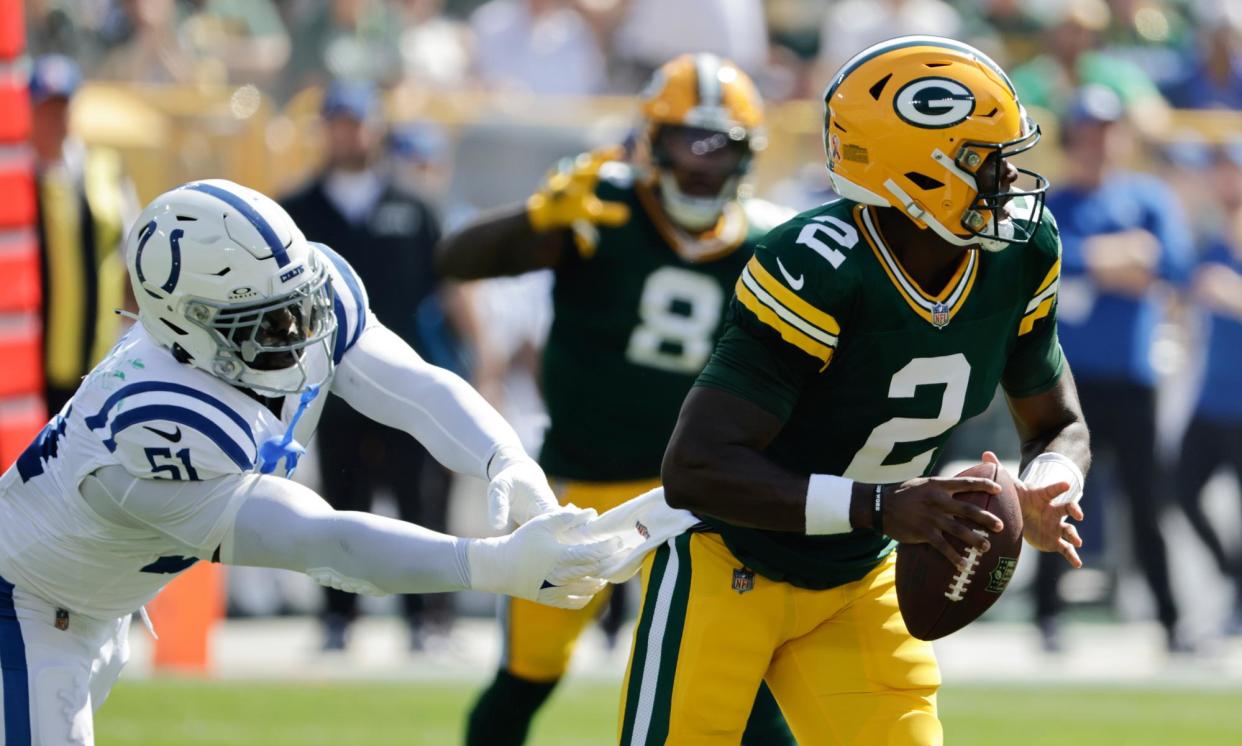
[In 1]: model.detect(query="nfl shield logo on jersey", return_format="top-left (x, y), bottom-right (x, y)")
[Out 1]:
top-left (732, 567), bottom-right (756, 594)
top-left (931, 302), bottom-right (951, 329)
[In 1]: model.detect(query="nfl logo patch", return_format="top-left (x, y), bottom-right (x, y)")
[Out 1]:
top-left (635, 521), bottom-right (650, 540)
top-left (931, 302), bottom-right (951, 329)
top-left (732, 568), bottom-right (755, 594)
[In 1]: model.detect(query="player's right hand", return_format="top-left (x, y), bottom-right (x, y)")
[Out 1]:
top-left (526, 147), bottom-right (630, 252)
top-left (466, 509), bottom-right (623, 609)
top-left (881, 476), bottom-right (1006, 570)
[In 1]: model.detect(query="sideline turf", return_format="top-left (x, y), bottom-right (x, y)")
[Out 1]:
top-left (96, 679), bottom-right (1242, 746)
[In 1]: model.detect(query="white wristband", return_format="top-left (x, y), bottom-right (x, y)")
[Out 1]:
top-left (805, 474), bottom-right (855, 535)
top-left (1020, 452), bottom-right (1084, 507)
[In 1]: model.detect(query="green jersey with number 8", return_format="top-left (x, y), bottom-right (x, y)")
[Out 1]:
top-left (539, 161), bottom-right (791, 481)
top-left (696, 198), bottom-right (1065, 590)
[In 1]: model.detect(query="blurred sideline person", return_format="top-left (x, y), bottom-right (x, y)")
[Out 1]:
top-left (651, 37), bottom-right (1088, 745)
top-left (1177, 141), bottom-right (1242, 635)
top-left (438, 54), bottom-right (795, 746)
top-left (30, 54), bottom-right (137, 417)
top-left (279, 80), bottom-right (463, 651)
top-left (0, 179), bottom-right (618, 744)
top-left (1036, 85), bottom-right (1193, 653)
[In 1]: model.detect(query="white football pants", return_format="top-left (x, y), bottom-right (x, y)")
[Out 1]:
top-left (0, 577), bottom-right (129, 746)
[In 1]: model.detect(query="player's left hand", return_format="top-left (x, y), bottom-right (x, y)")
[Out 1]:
top-left (982, 451), bottom-right (1084, 568)
top-left (487, 447), bottom-right (560, 530)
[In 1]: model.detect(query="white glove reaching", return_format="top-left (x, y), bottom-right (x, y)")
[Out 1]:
top-left (466, 508), bottom-right (622, 609)
top-left (486, 446), bottom-right (560, 530)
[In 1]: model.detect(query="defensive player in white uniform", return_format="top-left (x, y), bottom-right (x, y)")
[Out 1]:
top-left (0, 180), bottom-right (619, 745)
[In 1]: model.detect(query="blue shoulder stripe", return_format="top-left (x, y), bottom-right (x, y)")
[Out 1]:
top-left (183, 182), bottom-right (291, 268)
top-left (314, 242), bottom-right (367, 359)
top-left (84, 382), bottom-right (255, 447)
top-left (101, 404), bottom-right (254, 471)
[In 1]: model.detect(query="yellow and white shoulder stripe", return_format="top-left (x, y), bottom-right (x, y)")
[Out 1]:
top-left (735, 256), bottom-right (840, 368)
top-left (1019, 258), bottom-right (1060, 336)
top-left (857, 205), bottom-right (978, 328)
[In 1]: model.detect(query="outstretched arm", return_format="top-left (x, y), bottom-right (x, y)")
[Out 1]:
top-left (80, 465), bottom-right (616, 608)
top-left (332, 320), bottom-right (557, 528)
top-left (435, 148), bottom-right (629, 280)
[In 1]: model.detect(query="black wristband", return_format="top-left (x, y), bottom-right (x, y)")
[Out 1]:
top-left (872, 484), bottom-right (884, 535)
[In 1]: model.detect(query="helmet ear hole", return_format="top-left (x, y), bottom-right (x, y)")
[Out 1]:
top-left (905, 172), bottom-right (945, 190)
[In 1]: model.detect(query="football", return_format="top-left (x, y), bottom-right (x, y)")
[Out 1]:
top-left (894, 461), bottom-right (1024, 641)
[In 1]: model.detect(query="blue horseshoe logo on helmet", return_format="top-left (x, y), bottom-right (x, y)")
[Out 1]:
top-left (134, 220), bottom-right (184, 298)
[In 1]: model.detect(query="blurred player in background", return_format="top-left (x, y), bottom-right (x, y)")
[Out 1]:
top-left (438, 54), bottom-right (795, 746)
top-left (30, 54), bottom-right (137, 417)
top-left (280, 80), bottom-right (465, 651)
top-left (1034, 85), bottom-right (1193, 654)
top-left (649, 38), bottom-right (1090, 744)
top-left (0, 179), bottom-right (618, 744)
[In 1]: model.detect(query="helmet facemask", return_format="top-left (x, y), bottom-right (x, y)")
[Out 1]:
top-left (954, 117), bottom-right (1049, 251)
top-left (650, 123), bottom-right (753, 232)
top-left (182, 265), bottom-right (338, 396)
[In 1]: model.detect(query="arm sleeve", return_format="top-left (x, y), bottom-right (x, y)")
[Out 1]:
top-left (330, 320), bottom-right (526, 480)
top-left (219, 474), bottom-right (471, 596)
top-left (81, 465), bottom-right (472, 594)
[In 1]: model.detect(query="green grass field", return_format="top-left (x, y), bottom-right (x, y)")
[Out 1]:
top-left (95, 678), bottom-right (1242, 745)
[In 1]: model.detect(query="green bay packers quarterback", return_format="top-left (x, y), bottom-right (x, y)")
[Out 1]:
top-left (637, 37), bottom-right (1093, 745)
top-left (437, 55), bottom-right (794, 745)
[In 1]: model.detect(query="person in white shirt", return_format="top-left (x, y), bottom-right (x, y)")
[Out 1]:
top-left (0, 179), bottom-right (618, 745)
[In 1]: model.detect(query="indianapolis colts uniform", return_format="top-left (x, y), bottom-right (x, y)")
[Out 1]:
top-left (0, 243), bottom-right (365, 745)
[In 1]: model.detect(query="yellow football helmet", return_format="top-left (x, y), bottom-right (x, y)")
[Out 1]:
top-left (823, 36), bottom-right (1048, 250)
top-left (635, 53), bottom-right (766, 231)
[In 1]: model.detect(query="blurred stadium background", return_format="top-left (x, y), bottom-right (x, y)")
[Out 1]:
top-left (4, 0), bottom-right (1242, 743)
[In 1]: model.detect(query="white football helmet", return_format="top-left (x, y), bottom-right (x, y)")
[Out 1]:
top-left (125, 179), bottom-right (337, 396)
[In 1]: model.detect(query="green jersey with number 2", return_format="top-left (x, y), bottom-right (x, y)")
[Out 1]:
top-left (696, 198), bottom-right (1065, 590)
top-left (539, 161), bottom-right (791, 481)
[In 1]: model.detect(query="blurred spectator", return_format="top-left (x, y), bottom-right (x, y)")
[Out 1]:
top-left (957, 0), bottom-right (1046, 64)
top-left (469, 0), bottom-right (605, 95)
top-left (278, 81), bottom-right (457, 651)
top-left (1175, 140), bottom-right (1242, 636)
top-left (817, 0), bottom-right (962, 77)
top-left (29, 55), bottom-right (138, 416)
top-left (24, 0), bottom-right (112, 64)
top-left (1010, 0), bottom-right (1167, 128)
top-left (396, 0), bottom-right (474, 90)
top-left (611, 0), bottom-right (767, 87)
top-left (180, 0), bottom-right (291, 88)
top-left (1037, 85), bottom-right (1194, 653)
top-left (279, 0), bottom-right (403, 101)
top-left (1160, 0), bottom-right (1242, 109)
top-left (97, 0), bottom-right (198, 84)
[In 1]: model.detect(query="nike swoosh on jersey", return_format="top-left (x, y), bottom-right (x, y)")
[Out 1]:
top-left (776, 258), bottom-right (805, 291)
top-left (143, 425), bottom-right (183, 443)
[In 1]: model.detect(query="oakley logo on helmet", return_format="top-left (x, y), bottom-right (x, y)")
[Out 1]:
top-left (894, 77), bottom-right (975, 129)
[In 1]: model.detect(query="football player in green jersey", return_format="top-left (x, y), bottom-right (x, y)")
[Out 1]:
top-left (623, 37), bottom-right (1093, 745)
top-left (437, 55), bottom-right (795, 745)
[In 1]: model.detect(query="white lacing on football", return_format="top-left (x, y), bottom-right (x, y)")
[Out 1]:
top-left (945, 529), bottom-right (988, 602)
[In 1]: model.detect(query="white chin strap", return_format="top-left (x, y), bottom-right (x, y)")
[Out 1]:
top-left (658, 173), bottom-right (737, 232)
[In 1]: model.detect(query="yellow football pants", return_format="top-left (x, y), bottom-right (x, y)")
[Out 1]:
top-left (618, 532), bottom-right (942, 746)
top-left (501, 477), bottom-right (662, 682)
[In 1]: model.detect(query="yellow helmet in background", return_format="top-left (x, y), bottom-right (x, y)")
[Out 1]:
top-left (823, 36), bottom-right (1048, 250)
top-left (636, 53), bottom-right (766, 231)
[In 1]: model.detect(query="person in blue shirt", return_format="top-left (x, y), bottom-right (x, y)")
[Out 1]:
top-left (1036, 85), bottom-right (1195, 653)
top-left (1176, 141), bottom-right (1242, 635)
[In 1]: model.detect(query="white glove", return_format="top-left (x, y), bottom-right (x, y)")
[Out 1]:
top-left (486, 445), bottom-right (560, 530)
top-left (569, 487), bottom-right (699, 583)
top-left (466, 508), bottom-right (622, 609)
